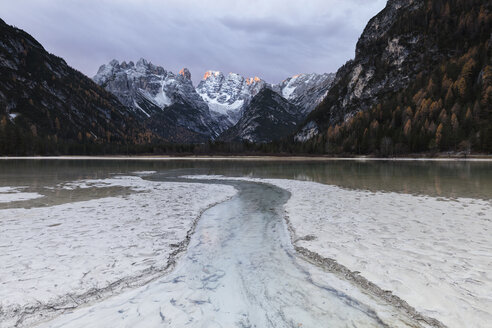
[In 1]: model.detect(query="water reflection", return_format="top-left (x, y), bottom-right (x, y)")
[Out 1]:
top-left (0, 159), bottom-right (490, 200)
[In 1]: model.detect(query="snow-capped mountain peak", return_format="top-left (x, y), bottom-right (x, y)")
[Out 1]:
top-left (93, 59), bottom-right (219, 142)
top-left (246, 76), bottom-right (261, 85)
top-left (272, 72), bottom-right (335, 115)
top-left (196, 71), bottom-right (266, 126)
top-left (179, 68), bottom-right (191, 80)
top-left (93, 60), bottom-right (335, 143)
top-left (203, 70), bottom-right (221, 80)
top-left (93, 58), bottom-right (173, 111)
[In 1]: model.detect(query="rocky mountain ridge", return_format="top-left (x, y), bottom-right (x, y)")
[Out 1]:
top-left (219, 88), bottom-right (303, 143)
top-left (94, 59), bottom-right (335, 142)
top-left (0, 18), bottom-right (152, 155)
top-left (295, 0), bottom-right (491, 154)
top-left (1, 0), bottom-right (489, 154)
top-left (272, 72), bottom-right (335, 116)
top-left (196, 70), bottom-right (266, 128)
top-left (93, 59), bottom-right (220, 142)
top-left (296, 0), bottom-right (435, 141)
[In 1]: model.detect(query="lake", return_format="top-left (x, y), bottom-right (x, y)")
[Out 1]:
top-left (0, 158), bottom-right (490, 328)
top-left (0, 158), bottom-right (490, 208)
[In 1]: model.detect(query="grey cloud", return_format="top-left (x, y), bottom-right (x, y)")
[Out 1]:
top-left (0, 0), bottom-right (387, 84)
top-left (219, 16), bottom-right (353, 41)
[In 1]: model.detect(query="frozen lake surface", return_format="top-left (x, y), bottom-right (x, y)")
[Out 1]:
top-left (35, 180), bottom-right (418, 328)
top-left (188, 176), bottom-right (492, 328)
top-left (0, 159), bottom-right (490, 327)
top-left (0, 175), bottom-right (236, 327)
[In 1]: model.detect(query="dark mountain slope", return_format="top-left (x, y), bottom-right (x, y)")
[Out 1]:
top-left (296, 0), bottom-right (491, 154)
top-left (93, 59), bottom-right (219, 143)
top-left (219, 88), bottom-right (301, 143)
top-left (0, 18), bottom-right (154, 155)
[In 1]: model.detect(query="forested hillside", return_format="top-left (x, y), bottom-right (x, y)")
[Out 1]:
top-left (0, 0), bottom-right (490, 156)
top-left (298, 0), bottom-right (491, 155)
top-left (0, 19), bottom-right (154, 155)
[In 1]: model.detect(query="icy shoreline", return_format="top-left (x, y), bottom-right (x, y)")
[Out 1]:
top-left (1, 156), bottom-right (491, 161)
top-left (32, 179), bottom-right (424, 328)
top-left (0, 176), bottom-right (236, 327)
top-left (0, 187), bottom-right (44, 203)
top-left (186, 175), bottom-right (492, 328)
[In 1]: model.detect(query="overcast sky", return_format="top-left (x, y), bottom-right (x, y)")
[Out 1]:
top-left (0, 0), bottom-right (386, 85)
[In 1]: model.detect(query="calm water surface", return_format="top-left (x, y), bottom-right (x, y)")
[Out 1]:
top-left (1, 159), bottom-right (490, 327)
top-left (0, 159), bottom-right (490, 207)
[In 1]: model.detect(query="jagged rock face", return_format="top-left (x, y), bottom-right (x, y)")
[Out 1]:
top-left (93, 59), bottom-right (337, 143)
top-left (297, 0), bottom-right (427, 141)
top-left (178, 68), bottom-right (191, 80)
top-left (93, 59), bottom-right (219, 142)
top-left (94, 59), bottom-right (170, 112)
top-left (196, 71), bottom-right (266, 128)
top-left (219, 88), bottom-right (302, 143)
top-left (272, 73), bottom-right (335, 115)
top-left (0, 18), bottom-right (150, 146)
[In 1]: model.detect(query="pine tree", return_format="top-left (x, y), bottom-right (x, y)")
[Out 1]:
top-left (436, 123), bottom-right (444, 148)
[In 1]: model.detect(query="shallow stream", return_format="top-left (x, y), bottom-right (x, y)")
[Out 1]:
top-left (36, 178), bottom-right (415, 327)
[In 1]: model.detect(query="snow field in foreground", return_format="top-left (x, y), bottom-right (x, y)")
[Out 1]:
top-left (186, 175), bottom-right (492, 328)
top-left (0, 176), bottom-right (236, 326)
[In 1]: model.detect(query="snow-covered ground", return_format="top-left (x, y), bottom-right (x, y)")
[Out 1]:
top-left (0, 187), bottom-right (44, 203)
top-left (34, 179), bottom-right (422, 328)
top-left (186, 175), bottom-right (492, 328)
top-left (0, 175), bottom-right (236, 327)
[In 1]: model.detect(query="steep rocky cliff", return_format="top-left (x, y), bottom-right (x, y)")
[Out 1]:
top-left (297, 0), bottom-right (427, 141)
top-left (93, 59), bottom-right (219, 142)
top-left (94, 61), bottom-right (336, 143)
top-left (272, 73), bottom-right (335, 116)
top-left (296, 0), bottom-right (491, 154)
top-left (196, 71), bottom-right (266, 129)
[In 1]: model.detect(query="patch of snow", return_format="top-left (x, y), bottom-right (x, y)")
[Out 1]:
top-left (294, 121), bottom-right (319, 142)
top-left (0, 186), bottom-right (43, 203)
top-left (200, 92), bottom-right (244, 117)
top-left (0, 187), bottom-right (19, 193)
top-left (93, 61), bottom-right (117, 85)
top-left (185, 175), bottom-right (492, 328)
top-left (131, 171), bottom-right (157, 176)
top-left (133, 100), bottom-right (150, 117)
top-left (282, 85), bottom-right (297, 100)
top-left (140, 79), bottom-right (172, 109)
top-left (198, 91), bottom-right (244, 126)
top-left (0, 176), bottom-right (236, 327)
top-left (8, 113), bottom-right (19, 121)
top-left (153, 89), bottom-right (172, 108)
top-left (281, 75), bottom-right (300, 99)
